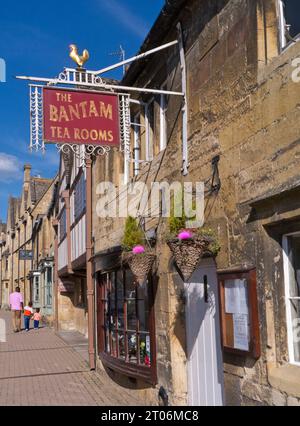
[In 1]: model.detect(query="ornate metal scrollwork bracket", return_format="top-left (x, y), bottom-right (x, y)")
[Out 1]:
top-left (56, 143), bottom-right (111, 168)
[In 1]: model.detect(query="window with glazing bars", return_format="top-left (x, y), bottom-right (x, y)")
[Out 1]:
top-left (74, 173), bottom-right (86, 220)
top-left (60, 209), bottom-right (66, 241)
top-left (100, 269), bottom-right (152, 367)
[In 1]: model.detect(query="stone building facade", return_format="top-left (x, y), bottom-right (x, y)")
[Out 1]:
top-left (55, 153), bottom-right (88, 337)
top-left (90, 0), bottom-right (300, 406)
top-left (0, 164), bottom-right (55, 321)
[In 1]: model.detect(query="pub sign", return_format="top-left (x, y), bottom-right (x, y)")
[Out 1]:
top-left (43, 88), bottom-right (120, 147)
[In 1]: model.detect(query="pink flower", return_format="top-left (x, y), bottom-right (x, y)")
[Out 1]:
top-left (178, 230), bottom-right (192, 240)
top-left (132, 245), bottom-right (145, 254)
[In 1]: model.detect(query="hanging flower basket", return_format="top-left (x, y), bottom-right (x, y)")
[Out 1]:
top-left (167, 231), bottom-right (211, 282)
top-left (122, 247), bottom-right (156, 286)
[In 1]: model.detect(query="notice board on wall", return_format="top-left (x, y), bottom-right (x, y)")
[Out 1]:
top-left (218, 269), bottom-right (260, 359)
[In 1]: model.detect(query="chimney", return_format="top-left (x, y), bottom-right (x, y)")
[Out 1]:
top-left (24, 164), bottom-right (31, 183)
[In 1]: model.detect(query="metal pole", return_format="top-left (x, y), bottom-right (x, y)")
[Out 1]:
top-left (16, 76), bottom-right (184, 97)
top-left (86, 158), bottom-right (96, 370)
top-left (0, 244), bottom-right (2, 308)
top-left (53, 221), bottom-right (59, 331)
top-left (93, 40), bottom-right (179, 75)
top-left (177, 22), bottom-right (189, 176)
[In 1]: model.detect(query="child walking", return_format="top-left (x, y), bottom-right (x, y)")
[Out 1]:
top-left (33, 308), bottom-right (42, 330)
top-left (23, 302), bottom-right (33, 331)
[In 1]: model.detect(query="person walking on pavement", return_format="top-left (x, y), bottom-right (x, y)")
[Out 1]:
top-left (9, 286), bottom-right (24, 333)
top-left (23, 302), bottom-right (34, 331)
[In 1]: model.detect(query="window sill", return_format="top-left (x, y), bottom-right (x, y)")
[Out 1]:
top-left (99, 351), bottom-right (156, 385)
top-left (268, 363), bottom-right (300, 398)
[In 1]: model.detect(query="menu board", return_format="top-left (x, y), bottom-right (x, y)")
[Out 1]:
top-left (224, 279), bottom-right (250, 352)
top-left (218, 269), bottom-right (260, 358)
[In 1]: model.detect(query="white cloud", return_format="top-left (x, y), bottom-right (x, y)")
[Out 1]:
top-left (0, 153), bottom-right (22, 182)
top-left (101, 0), bottom-right (149, 39)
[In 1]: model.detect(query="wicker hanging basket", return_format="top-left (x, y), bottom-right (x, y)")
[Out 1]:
top-left (167, 235), bottom-right (210, 282)
top-left (122, 250), bottom-right (156, 286)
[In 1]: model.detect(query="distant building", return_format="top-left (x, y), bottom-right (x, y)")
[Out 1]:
top-left (0, 164), bottom-right (56, 322)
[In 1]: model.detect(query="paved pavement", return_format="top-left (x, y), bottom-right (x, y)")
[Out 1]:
top-left (0, 310), bottom-right (143, 406)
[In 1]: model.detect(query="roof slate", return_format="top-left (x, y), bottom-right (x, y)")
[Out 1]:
top-left (30, 177), bottom-right (52, 205)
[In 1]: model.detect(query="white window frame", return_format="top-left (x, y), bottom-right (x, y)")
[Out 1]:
top-left (283, 231), bottom-right (300, 366)
top-left (145, 98), bottom-right (154, 161)
top-left (133, 113), bottom-right (141, 176)
top-left (160, 93), bottom-right (167, 151)
top-left (278, 0), bottom-right (287, 50)
top-left (33, 273), bottom-right (41, 305)
top-left (278, 0), bottom-right (300, 51)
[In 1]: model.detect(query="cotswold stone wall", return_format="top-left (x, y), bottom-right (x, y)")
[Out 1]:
top-left (93, 0), bottom-right (300, 405)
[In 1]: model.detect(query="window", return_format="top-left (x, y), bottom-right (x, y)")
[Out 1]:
top-left (33, 275), bottom-right (40, 305)
top-left (97, 268), bottom-right (156, 382)
top-left (283, 233), bottom-right (300, 365)
top-left (279, 0), bottom-right (300, 50)
top-left (59, 209), bottom-right (66, 241)
top-left (76, 278), bottom-right (87, 307)
top-left (74, 172), bottom-right (86, 220)
top-left (45, 267), bottom-right (53, 307)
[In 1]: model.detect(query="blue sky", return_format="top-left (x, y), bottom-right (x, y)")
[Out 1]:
top-left (0, 0), bottom-right (164, 222)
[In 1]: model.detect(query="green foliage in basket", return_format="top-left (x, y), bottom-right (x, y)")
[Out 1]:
top-left (122, 216), bottom-right (145, 252)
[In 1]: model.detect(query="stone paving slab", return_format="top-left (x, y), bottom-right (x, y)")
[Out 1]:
top-left (0, 310), bottom-right (144, 406)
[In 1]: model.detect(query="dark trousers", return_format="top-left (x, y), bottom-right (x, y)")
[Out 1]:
top-left (34, 320), bottom-right (39, 329)
top-left (24, 316), bottom-right (30, 330)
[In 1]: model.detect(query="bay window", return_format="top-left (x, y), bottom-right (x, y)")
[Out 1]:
top-left (283, 233), bottom-right (300, 364)
top-left (97, 268), bottom-right (156, 383)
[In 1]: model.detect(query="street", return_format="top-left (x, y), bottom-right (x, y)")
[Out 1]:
top-left (0, 310), bottom-right (143, 406)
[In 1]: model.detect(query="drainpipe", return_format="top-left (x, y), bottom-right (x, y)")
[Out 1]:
top-left (11, 233), bottom-right (14, 293)
top-left (0, 242), bottom-right (2, 307)
top-left (177, 22), bottom-right (189, 176)
top-left (53, 218), bottom-right (59, 331)
top-left (24, 218), bottom-right (27, 307)
top-left (17, 227), bottom-right (20, 287)
top-left (86, 158), bottom-right (96, 370)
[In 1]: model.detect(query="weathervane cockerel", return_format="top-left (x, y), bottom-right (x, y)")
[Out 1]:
top-left (69, 44), bottom-right (90, 68)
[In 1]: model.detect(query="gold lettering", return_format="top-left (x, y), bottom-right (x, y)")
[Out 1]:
top-left (49, 105), bottom-right (58, 122)
top-left (56, 92), bottom-right (72, 102)
top-left (58, 106), bottom-right (69, 122)
top-left (98, 130), bottom-right (107, 141)
top-left (68, 104), bottom-right (80, 121)
top-left (50, 126), bottom-right (57, 137)
top-left (57, 127), bottom-right (63, 138)
top-left (107, 130), bottom-right (113, 142)
top-left (100, 102), bottom-right (112, 120)
top-left (89, 101), bottom-right (99, 118)
top-left (63, 128), bottom-right (70, 139)
top-left (74, 128), bottom-right (81, 140)
top-left (90, 129), bottom-right (98, 141)
top-left (81, 129), bottom-right (89, 140)
top-left (79, 102), bottom-right (88, 118)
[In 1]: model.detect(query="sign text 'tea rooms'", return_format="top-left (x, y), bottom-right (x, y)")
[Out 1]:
top-left (43, 88), bottom-right (120, 146)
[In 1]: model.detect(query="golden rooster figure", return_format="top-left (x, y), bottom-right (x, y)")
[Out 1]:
top-left (69, 44), bottom-right (90, 68)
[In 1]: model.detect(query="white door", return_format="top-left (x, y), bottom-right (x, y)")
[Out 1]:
top-left (185, 257), bottom-right (224, 406)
